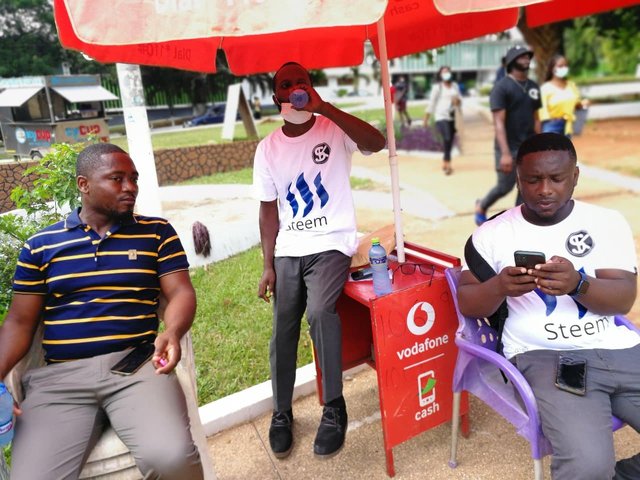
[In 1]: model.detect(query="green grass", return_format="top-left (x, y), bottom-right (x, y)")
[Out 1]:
top-left (179, 167), bottom-right (253, 185)
top-left (190, 247), bottom-right (313, 404)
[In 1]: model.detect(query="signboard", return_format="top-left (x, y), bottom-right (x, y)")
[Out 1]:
top-left (371, 275), bottom-right (460, 449)
top-left (222, 83), bottom-right (258, 141)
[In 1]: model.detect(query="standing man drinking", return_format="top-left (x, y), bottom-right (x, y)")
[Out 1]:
top-left (475, 45), bottom-right (541, 226)
top-left (253, 62), bottom-right (385, 459)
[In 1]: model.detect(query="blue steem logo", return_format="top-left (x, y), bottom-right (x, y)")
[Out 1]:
top-left (286, 172), bottom-right (329, 218)
top-left (535, 267), bottom-right (587, 319)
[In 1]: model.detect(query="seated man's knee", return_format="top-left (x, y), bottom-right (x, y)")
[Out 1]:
top-left (554, 453), bottom-right (615, 480)
top-left (137, 441), bottom-right (203, 480)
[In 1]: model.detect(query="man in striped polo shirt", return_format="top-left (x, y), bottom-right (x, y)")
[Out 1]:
top-left (0, 143), bottom-right (204, 479)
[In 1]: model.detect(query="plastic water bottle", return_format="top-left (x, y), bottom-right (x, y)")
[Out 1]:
top-left (289, 89), bottom-right (309, 108)
top-left (0, 383), bottom-right (14, 446)
top-left (369, 237), bottom-right (392, 297)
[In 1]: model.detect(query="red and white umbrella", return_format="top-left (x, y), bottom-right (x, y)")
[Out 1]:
top-left (52, 0), bottom-right (637, 259)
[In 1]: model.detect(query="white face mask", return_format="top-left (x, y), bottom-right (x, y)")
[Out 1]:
top-left (280, 102), bottom-right (313, 124)
top-left (554, 66), bottom-right (569, 78)
top-left (441, 72), bottom-right (452, 82)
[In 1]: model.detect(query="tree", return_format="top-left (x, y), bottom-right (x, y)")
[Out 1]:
top-left (518, 6), bottom-right (640, 82)
top-left (0, 0), bottom-right (112, 78)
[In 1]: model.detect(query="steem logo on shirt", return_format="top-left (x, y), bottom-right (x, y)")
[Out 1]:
top-left (285, 172), bottom-right (329, 232)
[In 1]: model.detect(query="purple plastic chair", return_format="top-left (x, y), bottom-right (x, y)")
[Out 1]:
top-left (445, 266), bottom-right (634, 480)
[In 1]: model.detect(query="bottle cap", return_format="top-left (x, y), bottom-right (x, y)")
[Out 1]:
top-left (0, 383), bottom-right (6, 395)
top-left (289, 89), bottom-right (309, 109)
top-left (371, 237), bottom-right (380, 245)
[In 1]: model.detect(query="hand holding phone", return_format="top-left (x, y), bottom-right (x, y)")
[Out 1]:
top-left (110, 343), bottom-right (155, 376)
top-left (514, 250), bottom-right (546, 270)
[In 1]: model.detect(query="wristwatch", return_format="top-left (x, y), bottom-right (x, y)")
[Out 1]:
top-left (569, 271), bottom-right (590, 297)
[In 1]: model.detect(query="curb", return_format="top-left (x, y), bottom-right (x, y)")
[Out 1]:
top-left (198, 362), bottom-right (368, 437)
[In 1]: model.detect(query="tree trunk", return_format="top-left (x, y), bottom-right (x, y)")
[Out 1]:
top-left (517, 10), bottom-right (565, 84)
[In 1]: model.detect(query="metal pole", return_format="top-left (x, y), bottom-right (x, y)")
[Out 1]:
top-left (376, 17), bottom-right (405, 263)
top-left (115, 64), bottom-right (162, 217)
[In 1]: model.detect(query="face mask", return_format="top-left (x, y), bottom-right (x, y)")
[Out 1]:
top-left (441, 72), bottom-right (452, 82)
top-left (512, 61), bottom-right (530, 72)
top-left (280, 102), bottom-right (313, 124)
top-left (554, 66), bottom-right (569, 78)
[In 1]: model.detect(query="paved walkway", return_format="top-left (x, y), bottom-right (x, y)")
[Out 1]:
top-left (159, 104), bottom-right (640, 480)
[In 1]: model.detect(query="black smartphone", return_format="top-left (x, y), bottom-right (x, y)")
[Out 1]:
top-left (514, 250), bottom-right (546, 269)
top-left (555, 355), bottom-right (587, 396)
top-left (110, 342), bottom-right (155, 376)
top-left (350, 267), bottom-right (373, 281)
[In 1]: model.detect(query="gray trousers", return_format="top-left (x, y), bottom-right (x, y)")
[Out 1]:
top-left (271, 250), bottom-right (351, 411)
top-left (479, 147), bottom-right (523, 211)
top-left (514, 345), bottom-right (640, 480)
top-left (11, 349), bottom-right (204, 480)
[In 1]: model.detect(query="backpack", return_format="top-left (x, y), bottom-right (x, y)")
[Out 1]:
top-left (463, 211), bottom-right (508, 355)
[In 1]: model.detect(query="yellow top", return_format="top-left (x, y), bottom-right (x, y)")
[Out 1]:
top-left (539, 80), bottom-right (581, 135)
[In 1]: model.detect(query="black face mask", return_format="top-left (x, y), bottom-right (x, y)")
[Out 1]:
top-left (511, 60), bottom-right (530, 72)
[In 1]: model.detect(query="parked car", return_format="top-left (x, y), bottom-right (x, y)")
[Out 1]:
top-left (183, 103), bottom-right (239, 127)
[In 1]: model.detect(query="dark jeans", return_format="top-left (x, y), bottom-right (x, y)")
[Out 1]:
top-left (542, 118), bottom-right (567, 136)
top-left (436, 119), bottom-right (456, 161)
top-left (479, 147), bottom-right (523, 211)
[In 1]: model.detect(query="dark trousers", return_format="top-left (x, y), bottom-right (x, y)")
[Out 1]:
top-left (436, 119), bottom-right (456, 161)
top-left (271, 250), bottom-right (351, 411)
top-left (479, 147), bottom-right (523, 211)
top-left (514, 345), bottom-right (640, 480)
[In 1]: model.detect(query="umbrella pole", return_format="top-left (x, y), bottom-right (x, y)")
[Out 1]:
top-left (376, 17), bottom-right (405, 263)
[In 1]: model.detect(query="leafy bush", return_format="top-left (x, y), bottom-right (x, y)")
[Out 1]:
top-left (0, 143), bottom-right (85, 318)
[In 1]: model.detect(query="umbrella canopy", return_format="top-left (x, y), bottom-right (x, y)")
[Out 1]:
top-left (54, 0), bottom-right (638, 259)
top-left (55, 0), bottom-right (519, 74)
top-left (55, 0), bottom-right (522, 261)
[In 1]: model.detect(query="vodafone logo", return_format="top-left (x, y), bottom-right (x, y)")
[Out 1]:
top-left (407, 302), bottom-right (435, 336)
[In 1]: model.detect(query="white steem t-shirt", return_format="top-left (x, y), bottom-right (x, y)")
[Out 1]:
top-left (466, 200), bottom-right (639, 359)
top-left (253, 115), bottom-right (362, 257)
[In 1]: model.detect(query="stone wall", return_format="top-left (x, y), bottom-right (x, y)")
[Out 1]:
top-left (154, 140), bottom-right (260, 185)
top-left (0, 140), bottom-right (260, 213)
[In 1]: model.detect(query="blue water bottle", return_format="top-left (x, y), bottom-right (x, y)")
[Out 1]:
top-left (289, 89), bottom-right (309, 109)
top-left (369, 237), bottom-right (392, 296)
top-left (0, 382), bottom-right (14, 446)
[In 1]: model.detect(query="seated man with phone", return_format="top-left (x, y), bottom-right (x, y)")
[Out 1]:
top-left (458, 133), bottom-right (640, 480)
top-left (0, 143), bottom-right (204, 479)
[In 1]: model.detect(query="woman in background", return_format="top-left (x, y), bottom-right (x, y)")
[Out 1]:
top-left (539, 54), bottom-right (589, 137)
top-left (424, 66), bottom-right (461, 175)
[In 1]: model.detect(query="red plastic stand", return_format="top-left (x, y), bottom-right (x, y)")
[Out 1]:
top-left (314, 241), bottom-right (470, 476)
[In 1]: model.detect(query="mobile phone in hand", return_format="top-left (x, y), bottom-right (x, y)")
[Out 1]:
top-left (514, 250), bottom-right (546, 269)
top-left (110, 343), bottom-right (155, 376)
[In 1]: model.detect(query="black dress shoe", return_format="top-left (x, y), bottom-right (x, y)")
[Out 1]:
top-left (269, 409), bottom-right (293, 458)
top-left (313, 399), bottom-right (348, 458)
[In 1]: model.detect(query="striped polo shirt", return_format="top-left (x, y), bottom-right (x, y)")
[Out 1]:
top-left (12, 208), bottom-right (190, 363)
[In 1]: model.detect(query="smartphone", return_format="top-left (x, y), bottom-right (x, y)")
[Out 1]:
top-left (514, 250), bottom-right (546, 269)
top-left (555, 355), bottom-right (587, 396)
top-left (110, 342), bottom-right (155, 376)
top-left (350, 267), bottom-right (373, 281)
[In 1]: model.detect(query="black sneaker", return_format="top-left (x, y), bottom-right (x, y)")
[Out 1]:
top-left (269, 409), bottom-right (293, 459)
top-left (313, 398), bottom-right (348, 458)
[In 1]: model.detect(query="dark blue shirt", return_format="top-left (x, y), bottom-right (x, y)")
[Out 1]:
top-left (12, 209), bottom-right (189, 362)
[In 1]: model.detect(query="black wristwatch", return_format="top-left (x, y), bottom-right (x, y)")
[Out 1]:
top-left (569, 271), bottom-right (590, 297)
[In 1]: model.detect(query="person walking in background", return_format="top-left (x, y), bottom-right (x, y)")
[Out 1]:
top-left (393, 76), bottom-right (412, 128)
top-left (475, 45), bottom-right (541, 226)
top-left (253, 62), bottom-right (385, 460)
top-left (252, 95), bottom-right (262, 120)
top-left (539, 54), bottom-right (589, 137)
top-left (424, 66), bottom-right (461, 175)
top-left (495, 56), bottom-right (507, 83)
